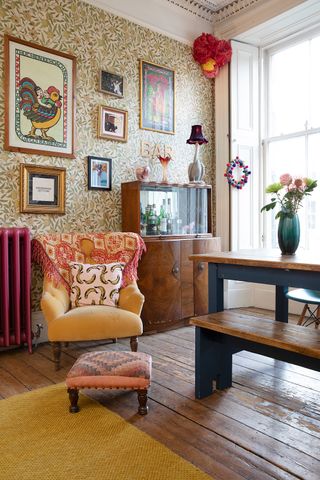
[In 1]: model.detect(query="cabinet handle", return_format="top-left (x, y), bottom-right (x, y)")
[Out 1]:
top-left (172, 264), bottom-right (180, 277)
top-left (198, 262), bottom-right (205, 272)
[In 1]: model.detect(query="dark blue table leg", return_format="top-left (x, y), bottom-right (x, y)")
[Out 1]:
top-left (195, 327), bottom-right (233, 398)
top-left (275, 285), bottom-right (289, 322)
top-left (208, 263), bottom-right (224, 313)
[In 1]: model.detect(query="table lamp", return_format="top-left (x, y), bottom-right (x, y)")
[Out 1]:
top-left (187, 125), bottom-right (208, 183)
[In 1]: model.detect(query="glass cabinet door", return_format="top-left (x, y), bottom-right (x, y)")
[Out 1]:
top-left (139, 184), bottom-right (209, 236)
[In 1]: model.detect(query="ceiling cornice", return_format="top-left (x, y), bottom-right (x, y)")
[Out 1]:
top-left (214, 0), bottom-right (306, 38)
top-left (83, 0), bottom-right (307, 44)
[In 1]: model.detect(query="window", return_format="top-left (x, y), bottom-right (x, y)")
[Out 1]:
top-left (263, 30), bottom-right (320, 251)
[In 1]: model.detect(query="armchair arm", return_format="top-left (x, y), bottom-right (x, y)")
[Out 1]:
top-left (41, 291), bottom-right (67, 323)
top-left (41, 278), bottom-right (70, 323)
top-left (118, 281), bottom-right (145, 316)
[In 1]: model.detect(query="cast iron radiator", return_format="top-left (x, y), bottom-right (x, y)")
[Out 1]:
top-left (0, 228), bottom-right (32, 352)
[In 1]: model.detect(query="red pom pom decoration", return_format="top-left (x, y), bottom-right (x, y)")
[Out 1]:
top-left (193, 33), bottom-right (232, 79)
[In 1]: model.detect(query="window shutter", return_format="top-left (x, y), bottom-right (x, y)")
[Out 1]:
top-left (230, 40), bottom-right (260, 251)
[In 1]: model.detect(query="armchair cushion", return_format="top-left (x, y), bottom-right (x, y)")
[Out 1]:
top-left (47, 304), bottom-right (143, 341)
top-left (70, 262), bottom-right (124, 308)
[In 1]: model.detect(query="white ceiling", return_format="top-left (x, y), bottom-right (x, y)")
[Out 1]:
top-left (84, 0), bottom-right (255, 44)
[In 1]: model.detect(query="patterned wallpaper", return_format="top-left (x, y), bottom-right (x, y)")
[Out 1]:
top-left (0, 0), bottom-right (215, 308)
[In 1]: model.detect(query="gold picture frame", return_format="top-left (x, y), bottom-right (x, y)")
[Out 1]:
top-left (20, 164), bottom-right (66, 214)
top-left (139, 59), bottom-right (175, 135)
top-left (98, 105), bottom-right (128, 142)
top-left (4, 35), bottom-right (76, 158)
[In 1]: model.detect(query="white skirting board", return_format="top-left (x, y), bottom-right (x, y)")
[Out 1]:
top-left (225, 281), bottom-right (307, 316)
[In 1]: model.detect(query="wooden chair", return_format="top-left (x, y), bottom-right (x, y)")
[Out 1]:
top-left (286, 289), bottom-right (320, 328)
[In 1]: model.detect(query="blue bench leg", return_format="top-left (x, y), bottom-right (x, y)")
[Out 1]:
top-left (195, 327), bottom-right (233, 399)
top-left (216, 348), bottom-right (233, 390)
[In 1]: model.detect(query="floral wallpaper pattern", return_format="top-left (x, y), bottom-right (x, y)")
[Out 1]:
top-left (0, 0), bottom-right (215, 309)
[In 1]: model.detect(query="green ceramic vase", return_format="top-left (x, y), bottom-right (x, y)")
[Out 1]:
top-left (278, 213), bottom-right (300, 255)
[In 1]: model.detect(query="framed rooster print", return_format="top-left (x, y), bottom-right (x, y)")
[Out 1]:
top-left (4, 35), bottom-right (76, 158)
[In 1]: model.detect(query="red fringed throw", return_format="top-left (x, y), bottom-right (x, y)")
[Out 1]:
top-left (32, 232), bottom-right (146, 292)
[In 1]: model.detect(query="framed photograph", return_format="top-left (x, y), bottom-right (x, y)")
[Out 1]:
top-left (98, 105), bottom-right (128, 142)
top-left (20, 164), bottom-right (66, 214)
top-left (88, 156), bottom-right (112, 191)
top-left (4, 35), bottom-right (76, 158)
top-left (99, 70), bottom-right (124, 98)
top-left (140, 60), bottom-right (175, 135)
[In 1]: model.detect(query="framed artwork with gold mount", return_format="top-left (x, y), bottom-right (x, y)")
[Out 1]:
top-left (98, 105), bottom-right (128, 142)
top-left (20, 164), bottom-right (66, 214)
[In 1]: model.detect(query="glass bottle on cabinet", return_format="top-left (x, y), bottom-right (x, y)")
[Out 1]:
top-left (121, 181), bottom-right (212, 237)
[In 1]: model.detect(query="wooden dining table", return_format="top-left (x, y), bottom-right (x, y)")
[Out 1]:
top-left (189, 249), bottom-right (320, 323)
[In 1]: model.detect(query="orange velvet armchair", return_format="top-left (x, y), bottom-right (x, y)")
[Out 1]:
top-left (32, 232), bottom-right (145, 370)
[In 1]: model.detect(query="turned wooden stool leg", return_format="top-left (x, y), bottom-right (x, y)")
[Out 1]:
top-left (130, 336), bottom-right (138, 352)
top-left (297, 304), bottom-right (308, 325)
top-left (137, 389), bottom-right (148, 415)
top-left (51, 341), bottom-right (62, 370)
top-left (315, 306), bottom-right (320, 329)
top-left (68, 388), bottom-right (80, 413)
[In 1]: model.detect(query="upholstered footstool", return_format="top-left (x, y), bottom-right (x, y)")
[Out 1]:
top-left (66, 351), bottom-right (152, 415)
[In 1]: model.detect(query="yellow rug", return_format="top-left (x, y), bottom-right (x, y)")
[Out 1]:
top-left (0, 384), bottom-right (211, 480)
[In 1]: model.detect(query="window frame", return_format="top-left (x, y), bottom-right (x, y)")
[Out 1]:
top-left (261, 25), bottom-right (320, 249)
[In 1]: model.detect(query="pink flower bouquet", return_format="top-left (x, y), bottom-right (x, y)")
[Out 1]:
top-left (261, 173), bottom-right (317, 218)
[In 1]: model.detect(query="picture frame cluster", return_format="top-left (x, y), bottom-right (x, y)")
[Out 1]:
top-left (3, 34), bottom-right (176, 213)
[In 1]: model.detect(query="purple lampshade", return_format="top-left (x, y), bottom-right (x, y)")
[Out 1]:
top-left (186, 125), bottom-right (208, 145)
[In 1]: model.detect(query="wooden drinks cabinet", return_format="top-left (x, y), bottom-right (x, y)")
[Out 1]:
top-left (121, 181), bottom-right (221, 333)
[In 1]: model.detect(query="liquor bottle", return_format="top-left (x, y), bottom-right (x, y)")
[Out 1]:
top-left (146, 205), bottom-right (158, 235)
top-left (140, 203), bottom-right (146, 236)
top-left (167, 198), bottom-right (172, 235)
top-left (159, 199), bottom-right (167, 235)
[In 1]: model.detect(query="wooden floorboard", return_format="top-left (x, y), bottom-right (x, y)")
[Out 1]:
top-left (0, 308), bottom-right (319, 479)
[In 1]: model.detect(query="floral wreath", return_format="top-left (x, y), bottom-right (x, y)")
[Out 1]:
top-left (224, 157), bottom-right (251, 189)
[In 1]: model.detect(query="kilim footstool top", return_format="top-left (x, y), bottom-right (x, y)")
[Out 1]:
top-left (66, 350), bottom-right (152, 415)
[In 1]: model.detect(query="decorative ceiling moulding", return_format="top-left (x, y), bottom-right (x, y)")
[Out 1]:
top-left (164, 0), bottom-right (216, 22)
top-left (213, 0), bottom-right (306, 37)
top-left (214, 0), bottom-right (261, 23)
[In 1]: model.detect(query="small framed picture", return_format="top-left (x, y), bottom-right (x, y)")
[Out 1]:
top-left (20, 164), bottom-right (66, 214)
top-left (88, 156), bottom-right (112, 191)
top-left (98, 105), bottom-right (128, 142)
top-left (99, 70), bottom-right (124, 97)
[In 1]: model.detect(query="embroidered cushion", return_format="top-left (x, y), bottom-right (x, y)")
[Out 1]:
top-left (70, 262), bottom-right (124, 308)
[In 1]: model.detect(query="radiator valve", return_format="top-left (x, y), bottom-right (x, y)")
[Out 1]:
top-left (32, 323), bottom-right (44, 348)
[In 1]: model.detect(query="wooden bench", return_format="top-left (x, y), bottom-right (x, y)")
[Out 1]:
top-left (190, 311), bottom-right (320, 399)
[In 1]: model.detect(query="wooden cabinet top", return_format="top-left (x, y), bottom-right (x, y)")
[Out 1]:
top-left (122, 180), bottom-right (212, 189)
